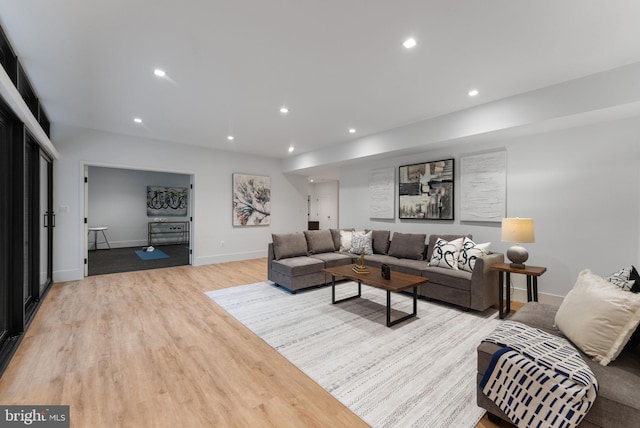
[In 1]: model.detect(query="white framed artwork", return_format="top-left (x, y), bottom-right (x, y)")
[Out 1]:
top-left (369, 167), bottom-right (395, 219)
top-left (460, 150), bottom-right (506, 222)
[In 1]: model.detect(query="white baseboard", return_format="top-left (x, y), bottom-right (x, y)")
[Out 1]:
top-left (53, 249), bottom-right (263, 284)
top-left (53, 268), bottom-right (84, 283)
top-left (194, 249), bottom-right (267, 266)
top-left (511, 287), bottom-right (564, 306)
top-left (86, 240), bottom-right (148, 249)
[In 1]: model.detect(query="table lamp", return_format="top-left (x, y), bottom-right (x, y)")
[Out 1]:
top-left (501, 218), bottom-right (535, 268)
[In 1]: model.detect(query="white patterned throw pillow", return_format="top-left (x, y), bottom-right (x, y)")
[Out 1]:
top-left (339, 229), bottom-right (354, 252)
top-left (349, 230), bottom-right (373, 255)
top-left (605, 266), bottom-right (640, 292)
top-left (429, 237), bottom-right (464, 270)
top-left (458, 237), bottom-right (491, 272)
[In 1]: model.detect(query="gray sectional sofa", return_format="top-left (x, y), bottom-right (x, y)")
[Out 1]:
top-left (477, 303), bottom-right (640, 427)
top-left (268, 229), bottom-right (503, 311)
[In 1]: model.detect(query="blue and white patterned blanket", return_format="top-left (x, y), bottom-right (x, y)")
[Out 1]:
top-left (480, 321), bottom-right (598, 428)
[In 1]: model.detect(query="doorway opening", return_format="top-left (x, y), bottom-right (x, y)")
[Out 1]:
top-left (85, 165), bottom-right (193, 276)
top-left (308, 180), bottom-right (339, 230)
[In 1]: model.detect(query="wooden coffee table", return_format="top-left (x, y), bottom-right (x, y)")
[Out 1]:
top-left (323, 264), bottom-right (429, 327)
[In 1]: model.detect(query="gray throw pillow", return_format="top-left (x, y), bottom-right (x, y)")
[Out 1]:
top-left (272, 233), bottom-right (308, 260)
top-left (329, 228), bottom-right (341, 251)
top-left (371, 230), bottom-right (391, 254)
top-left (388, 232), bottom-right (427, 260)
top-left (304, 230), bottom-right (336, 254)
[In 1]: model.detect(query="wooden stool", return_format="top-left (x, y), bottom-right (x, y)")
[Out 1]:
top-left (88, 227), bottom-right (111, 251)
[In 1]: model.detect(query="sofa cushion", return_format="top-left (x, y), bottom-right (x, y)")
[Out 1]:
top-left (309, 252), bottom-right (354, 268)
top-left (272, 233), bottom-right (308, 260)
top-left (429, 237), bottom-right (464, 270)
top-left (422, 266), bottom-right (472, 291)
top-left (458, 238), bottom-right (491, 272)
top-left (271, 256), bottom-right (325, 276)
top-left (509, 302), bottom-right (562, 335)
top-left (362, 254), bottom-right (398, 269)
top-left (304, 230), bottom-right (336, 254)
top-left (349, 230), bottom-right (373, 255)
top-left (371, 230), bottom-right (390, 254)
top-left (388, 232), bottom-right (426, 260)
top-left (555, 269), bottom-right (640, 366)
top-left (385, 258), bottom-right (430, 276)
top-left (581, 347), bottom-right (640, 426)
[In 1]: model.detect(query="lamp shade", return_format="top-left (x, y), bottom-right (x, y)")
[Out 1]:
top-left (501, 218), bottom-right (535, 243)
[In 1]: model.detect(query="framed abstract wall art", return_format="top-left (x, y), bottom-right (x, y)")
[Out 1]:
top-left (232, 173), bottom-right (271, 226)
top-left (398, 159), bottom-right (454, 220)
top-left (146, 186), bottom-right (188, 216)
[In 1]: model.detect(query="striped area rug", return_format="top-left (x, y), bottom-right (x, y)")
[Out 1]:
top-left (206, 281), bottom-right (500, 428)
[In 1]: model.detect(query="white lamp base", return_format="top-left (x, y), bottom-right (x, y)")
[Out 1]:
top-left (506, 244), bottom-right (529, 269)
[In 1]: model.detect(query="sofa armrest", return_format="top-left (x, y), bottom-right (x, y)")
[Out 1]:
top-left (469, 252), bottom-right (504, 311)
top-left (268, 243), bottom-right (275, 280)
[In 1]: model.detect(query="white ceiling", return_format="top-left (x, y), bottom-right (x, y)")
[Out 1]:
top-left (1, 0), bottom-right (640, 159)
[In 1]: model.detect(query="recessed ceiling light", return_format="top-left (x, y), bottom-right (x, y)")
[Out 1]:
top-left (227, 135), bottom-right (234, 141)
top-left (288, 145), bottom-right (295, 153)
top-left (403, 38), bottom-right (417, 49)
top-left (468, 89), bottom-right (479, 97)
top-left (280, 107), bottom-right (289, 114)
top-left (349, 128), bottom-right (356, 134)
top-left (134, 117), bottom-right (142, 123)
top-left (310, 178), bottom-right (314, 183)
top-left (154, 69), bottom-right (166, 77)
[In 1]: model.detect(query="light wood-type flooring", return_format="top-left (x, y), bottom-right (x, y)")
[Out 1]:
top-left (0, 258), bottom-right (513, 427)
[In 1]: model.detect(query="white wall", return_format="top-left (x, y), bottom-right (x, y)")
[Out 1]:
top-left (52, 125), bottom-right (310, 282)
top-left (339, 117), bottom-right (640, 300)
top-left (87, 166), bottom-right (190, 248)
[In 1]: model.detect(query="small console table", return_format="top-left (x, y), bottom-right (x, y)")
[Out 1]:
top-left (148, 221), bottom-right (190, 246)
top-left (490, 262), bottom-right (547, 319)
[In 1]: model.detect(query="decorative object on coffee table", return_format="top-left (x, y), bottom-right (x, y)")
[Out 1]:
top-left (352, 248), bottom-right (370, 274)
top-left (381, 263), bottom-right (391, 280)
top-left (501, 217), bottom-right (535, 268)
